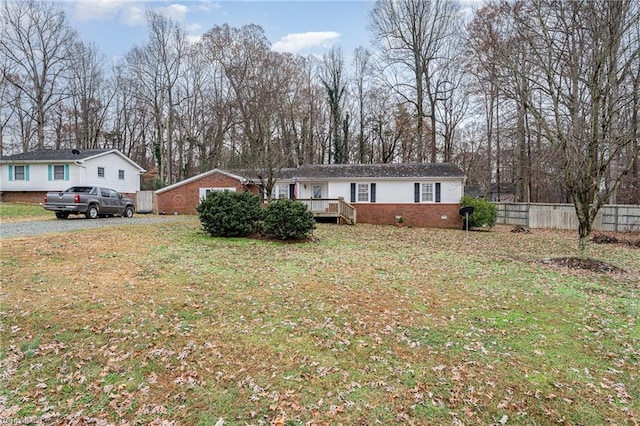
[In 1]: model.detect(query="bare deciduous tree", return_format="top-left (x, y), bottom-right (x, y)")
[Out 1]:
top-left (512, 0), bottom-right (640, 252)
top-left (0, 0), bottom-right (76, 150)
top-left (370, 0), bottom-right (462, 162)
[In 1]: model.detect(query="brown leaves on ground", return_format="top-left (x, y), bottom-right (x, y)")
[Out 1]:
top-left (545, 256), bottom-right (625, 273)
top-left (592, 232), bottom-right (640, 249)
top-left (1, 221), bottom-right (638, 425)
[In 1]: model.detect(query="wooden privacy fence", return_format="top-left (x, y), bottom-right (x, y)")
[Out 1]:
top-left (496, 203), bottom-right (640, 232)
top-left (135, 190), bottom-right (154, 213)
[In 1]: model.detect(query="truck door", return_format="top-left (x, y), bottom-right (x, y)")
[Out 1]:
top-left (110, 189), bottom-right (125, 214)
top-left (100, 188), bottom-right (114, 214)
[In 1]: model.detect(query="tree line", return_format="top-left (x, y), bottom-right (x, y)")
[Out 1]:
top-left (1, 0), bottom-right (638, 217)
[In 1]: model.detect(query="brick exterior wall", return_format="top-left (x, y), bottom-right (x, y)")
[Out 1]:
top-left (155, 172), bottom-right (258, 215)
top-left (353, 203), bottom-right (463, 229)
top-left (1, 191), bottom-right (47, 204)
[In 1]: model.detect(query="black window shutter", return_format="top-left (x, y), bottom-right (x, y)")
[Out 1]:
top-left (350, 183), bottom-right (356, 203)
top-left (289, 184), bottom-right (296, 199)
top-left (370, 183), bottom-right (376, 203)
top-left (414, 183), bottom-right (420, 203)
top-left (435, 183), bottom-right (441, 203)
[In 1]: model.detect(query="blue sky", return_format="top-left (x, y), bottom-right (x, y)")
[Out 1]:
top-left (62, 0), bottom-right (376, 61)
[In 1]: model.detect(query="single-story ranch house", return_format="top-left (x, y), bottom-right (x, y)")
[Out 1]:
top-left (0, 149), bottom-right (146, 203)
top-left (156, 162), bottom-right (466, 228)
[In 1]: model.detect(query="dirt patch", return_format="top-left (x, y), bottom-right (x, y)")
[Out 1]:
top-left (511, 225), bottom-right (531, 234)
top-left (544, 256), bottom-right (625, 273)
top-left (592, 232), bottom-right (640, 249)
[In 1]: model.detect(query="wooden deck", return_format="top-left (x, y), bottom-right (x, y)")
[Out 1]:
top-left (297, 198), bottom-right (356, 224)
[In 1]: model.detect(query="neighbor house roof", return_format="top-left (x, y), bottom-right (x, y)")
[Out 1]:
top-left (274, 162), bottom-right (465, 180)
top-left (0, 149), bottom-right (146, 172)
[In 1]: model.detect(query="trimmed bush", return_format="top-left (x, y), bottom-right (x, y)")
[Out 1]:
top-left (196, 190), bottom-right (263, 237)
top-left (263, 199), bottom-right (316, 240)
top-left (460, 195), bottom-right (498, 229)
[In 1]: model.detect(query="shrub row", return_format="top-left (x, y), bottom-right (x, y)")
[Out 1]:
top-left (196, 191), bottom-right (315, 240)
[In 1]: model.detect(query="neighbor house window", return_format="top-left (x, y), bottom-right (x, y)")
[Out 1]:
top-left (118, 169), bottom-right (125, 180)
top-left (13, 165), bottom-right (25, 180)
top-left (98, 167), bottom-right (105, 178)
top-left (421, 183), bottom-right (434, 202)
top-left (53, 165), bottom-right (65, 180)
top-left (357, 184), bottom-right (369, 202)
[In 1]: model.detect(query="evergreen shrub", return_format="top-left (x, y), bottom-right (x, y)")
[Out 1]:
top-left (263, 198), bottom-right (316, 240)
top-left (460, 195), bottom-right (498, 229)
top-left (196, 190), bottom-right (263, 237)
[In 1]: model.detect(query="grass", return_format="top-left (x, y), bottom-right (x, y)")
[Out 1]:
top-left (1, 217), bottom-right (638, 424)
top-left (0, 201), bottom-right (50, 222)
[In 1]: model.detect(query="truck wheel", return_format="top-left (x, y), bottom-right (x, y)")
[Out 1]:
top-left (86, 205), bottom-right (99, 219)
top-left (123, 206), bottom-right (134, 218)
top-left (55, 212), bottom-right (69, 219)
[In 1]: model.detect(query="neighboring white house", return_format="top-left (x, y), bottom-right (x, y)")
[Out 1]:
top-left (0, 149), bottom-right (146, 203)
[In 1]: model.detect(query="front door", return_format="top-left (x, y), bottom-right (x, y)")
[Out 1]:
top-left (311, 185), bottom-right (323, 212)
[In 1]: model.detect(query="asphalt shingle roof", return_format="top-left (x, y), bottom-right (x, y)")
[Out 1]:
top-left (275, 162), bottom-right (465, 180)
top-left (1, 149), bottom-right (113, 162)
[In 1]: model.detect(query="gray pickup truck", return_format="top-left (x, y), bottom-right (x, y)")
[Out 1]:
top-left (44, 186), bottom-right (135, 219)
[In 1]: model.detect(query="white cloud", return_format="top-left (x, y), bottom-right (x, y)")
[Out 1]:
top-left (186, 34), bottom-right (203, 45)
top-left (196, 0), bottom-right (221, 13)
top-left (272, 31), bottom-right (340, 54)
top-left (72, 0), bottom-right (147, 26)
top-left (72, 0), bottom-right (130, 21)
top-left (156, 3), bottom-right (188, 22)
top-left (120, 5), bottom-right (145, 26)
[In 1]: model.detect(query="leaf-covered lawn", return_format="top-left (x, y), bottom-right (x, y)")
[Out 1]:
top-left (1, 219), bottom-right (638, 425)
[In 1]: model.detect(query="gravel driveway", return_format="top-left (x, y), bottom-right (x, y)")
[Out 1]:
top-left (0, 215), bottom-right (191, 238)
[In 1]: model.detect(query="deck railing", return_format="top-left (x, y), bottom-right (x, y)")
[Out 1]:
top-left (296, 198), bottom-right (356, 224)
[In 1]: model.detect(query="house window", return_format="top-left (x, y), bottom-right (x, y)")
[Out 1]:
top-left (275, 184), bottom-right (289, 199)
top-left (53, 165), bottom-right (65, 180)
top-left (357, 184), bottom-right (369, 202)
top-left (421, 183), bottom-right (434, 202)
top-left (118, 170), bottom-right (125, 180)
top-left (98, 167), bottom-right (105, 178)
top-left (13, 165), bottom-right (25, 180)
top-left (350, 182), bottom-right (376, 203)
top-left (199, 187), bottom-right (236, 200)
